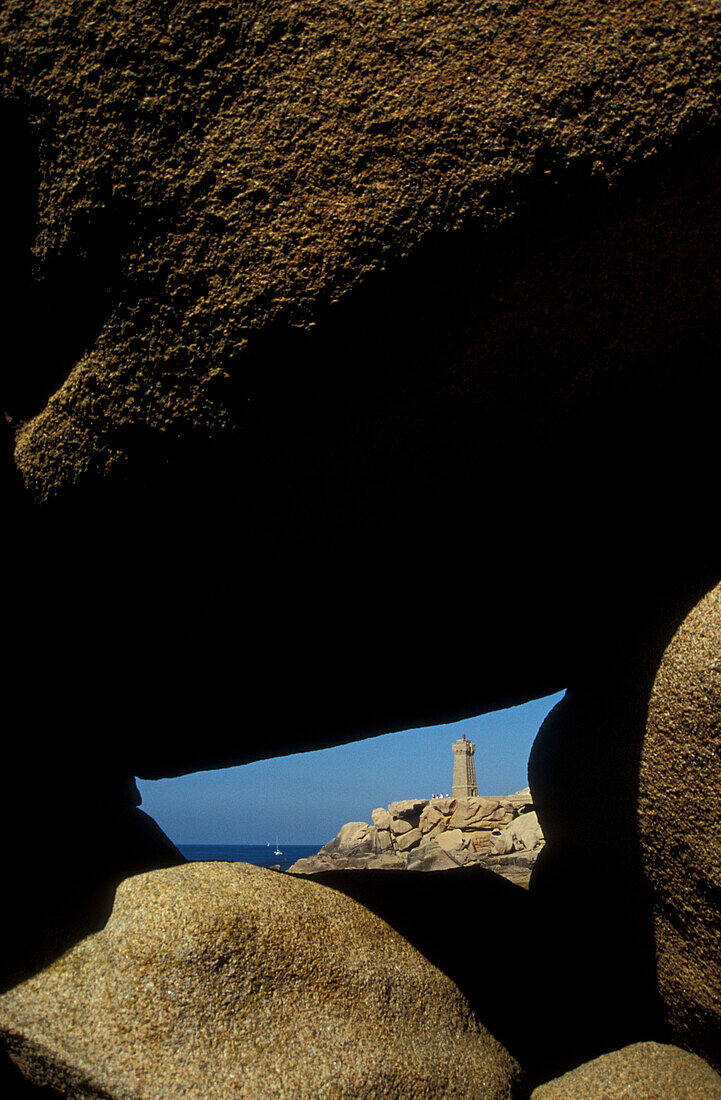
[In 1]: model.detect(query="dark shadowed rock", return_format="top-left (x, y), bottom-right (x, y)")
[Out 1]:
top-left (388, 800), bottom-right (429, 821)
top-left (407, 844), bottom-right (463, 872)
top-left (0, 2), bottom-right (720, 779)
top-left (311, 865), bottom-right (543, 1070)
top-left (0, 864), bottom-right (524, 1100)
top-left (528, 651), bottom-right (672, 1081)
top-left (531, 1042), bottom-right (721, 1099)
top-left (1, 776), bottom-right (184, 993)
top-left (527, 580), bottom-right (721, 1082)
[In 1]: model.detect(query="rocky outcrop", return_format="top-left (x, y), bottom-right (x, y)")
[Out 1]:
top-left (0, 863), bottom-right (524, 1100)
top-left (289, 790), bottom-right (541, 881)
top-left (531, 1042), bottom-right (721, 1099)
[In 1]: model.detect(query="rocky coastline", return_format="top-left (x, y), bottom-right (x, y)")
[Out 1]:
top-left (289, 788), bottom-right (544, 886)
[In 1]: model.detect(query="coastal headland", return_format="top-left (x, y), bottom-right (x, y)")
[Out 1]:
top-left (289, 789), bottom-right (544, 887)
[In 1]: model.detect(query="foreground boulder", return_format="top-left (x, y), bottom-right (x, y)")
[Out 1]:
top-left (0, 863), bottom-right (523, 1099)
top-left (531, 1042), bottom-right (721, 1099)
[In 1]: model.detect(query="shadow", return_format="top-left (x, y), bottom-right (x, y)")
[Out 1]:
top-left (1, 99), bottom-right (131, 423)
top-left (7, 127), bottom-right (718, 784)
top-left (0, 777), bottom-right (185, 995)
top-left (524, 587), bottom-right (715, 1085)
top-left (0, 1051), bottom-right (62, 1100)
top-left (1, 84), bottom-right (720, 1097)
top-left (312, 866), bottom-right (537, 1070)
top-left (313, 584), bottom-right (717, 1088)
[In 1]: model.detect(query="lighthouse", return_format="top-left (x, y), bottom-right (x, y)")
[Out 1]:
top-left (451, 732), bottom-right (478, 798)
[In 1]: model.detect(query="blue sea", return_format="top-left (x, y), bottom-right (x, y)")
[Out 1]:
top-left (178, 844), bottom-right (321, 874)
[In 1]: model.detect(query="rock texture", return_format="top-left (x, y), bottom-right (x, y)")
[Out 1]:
top-left (531, 1042), bottom-right (721, 1099)
top-left (0, 863), bottom-right (524, 1100)
top-left (3, 0), bottom-right (718, 514)
top-left (639, 583), bottom-right (721, 1071)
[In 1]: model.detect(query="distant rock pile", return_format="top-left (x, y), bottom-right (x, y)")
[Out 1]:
top-left (289, 789), bottom-right (543, 880)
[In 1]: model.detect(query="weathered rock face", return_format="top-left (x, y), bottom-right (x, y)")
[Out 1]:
top-left (396, 827), bottom-right (424, 852)
top-left (531, 1042), bottom-right (721, 1099)
top-left (450, 797), bottom-right (503, 831)
top-left (336, 821), bottom-right (372, 849)
top-left (407, 846), bottom-right (463, 873)
top-left (639, 583), bottom-right (721, 1071)
top-left (2, 2), bottom-right (721, 781)
top-left (371, 807), bottom-right (393, 830)
top-left (436, 829), bottom-right (466, 852)
top-left (420, 805), bottom-right (446, 833)
top-left (431, 798), bottom-right (458, 817)
top-left (0, 863), bottom-right (524, 1100)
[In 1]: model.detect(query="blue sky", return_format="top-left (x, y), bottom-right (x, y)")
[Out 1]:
top-left (137, 690), bottom-right (565, 845)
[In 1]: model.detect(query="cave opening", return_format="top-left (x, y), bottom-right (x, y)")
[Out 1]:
top-left (135, 689), bottom-right (565, 862)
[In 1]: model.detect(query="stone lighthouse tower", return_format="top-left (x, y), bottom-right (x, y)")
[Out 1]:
top-left (452, 733), bottom-right (478, 798)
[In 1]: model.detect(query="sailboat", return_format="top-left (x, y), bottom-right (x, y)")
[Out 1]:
top-left (274, 837), bottom-right (283, 856)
